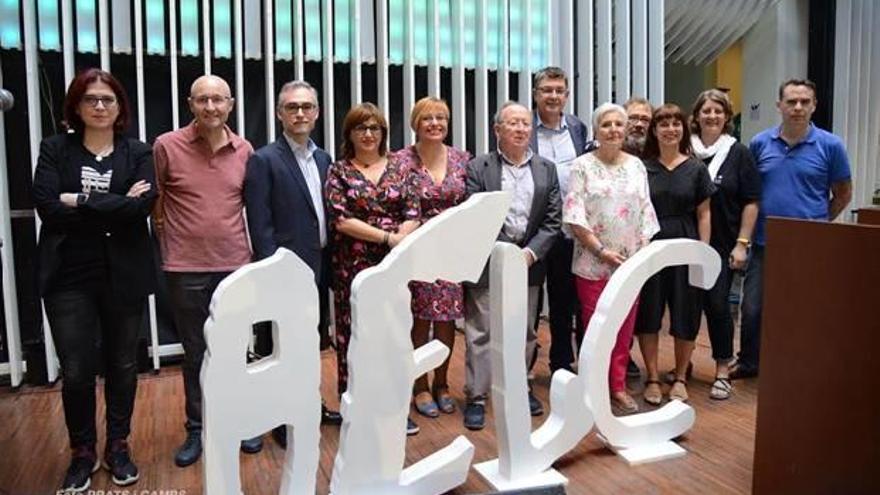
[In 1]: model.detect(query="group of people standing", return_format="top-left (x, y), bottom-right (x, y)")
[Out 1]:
top-left (34, 65), bottom-right (851, 493)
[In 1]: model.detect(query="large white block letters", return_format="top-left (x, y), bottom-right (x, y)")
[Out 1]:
top-left (202, 249), bottom-right (322, 495)
top-left (330, 192), bottom-right (511, 494)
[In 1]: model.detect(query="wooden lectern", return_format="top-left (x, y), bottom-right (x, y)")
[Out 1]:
top-left (753, 218), bottom-right (880, 494)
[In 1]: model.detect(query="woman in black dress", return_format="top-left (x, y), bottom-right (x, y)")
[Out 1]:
top-left (33, 69), bottom-right (156, 492)
top-left (635, 104), bottom-right (714, 405)
top-left (690, 90), bottom-right (761, 400)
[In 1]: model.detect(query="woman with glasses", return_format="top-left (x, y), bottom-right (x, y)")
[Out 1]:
top-left (391, 97), bottom-right (470, 419)
top-left (325, 103), bottom-right (422, 433)
top-left (32, 68), bottom-right (156, 492)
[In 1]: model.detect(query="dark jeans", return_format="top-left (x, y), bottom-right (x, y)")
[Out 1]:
top-left (254, 281), bottom-right (330, 357)
top-left (546, 237), bottom-right (584, 372)
top-left (165, 271), bottom-right (229, 432)
top-left (44, 288), bottom-right (145, 449)
top-left (738, 245), bottom-right (764, 371)
top-left (704, 255), bottom-right (736, 361)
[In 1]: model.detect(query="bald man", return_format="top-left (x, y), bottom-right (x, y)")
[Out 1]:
top-left (153, 75), bottom-right (260, 465)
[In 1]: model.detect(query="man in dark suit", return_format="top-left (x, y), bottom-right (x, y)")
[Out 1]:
top-left (462, 101), bottom-right (562, 430)
top-left (243, 80), bottom-right (342, 448)
top-left (529, 66), bottom-right (597, 375)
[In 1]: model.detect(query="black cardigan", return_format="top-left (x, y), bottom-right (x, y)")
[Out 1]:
top-left (32, 133), bottom-right (158, 298)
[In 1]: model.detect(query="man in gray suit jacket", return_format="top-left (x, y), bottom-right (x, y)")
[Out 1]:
top-left (462, 101), bottom-right (562, 430)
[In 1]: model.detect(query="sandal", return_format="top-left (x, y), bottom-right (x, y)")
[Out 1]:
top-left (413, 392), bottom-right (439, 418)
top-left (611, 392), bottom-right (639, 414)
top-left (433, 387), bottom-right (456, 414)
top-left (663, 362), bottom-right (693, 384)
top-left (710, 376), bottom-right (732, 400)
top-left (644, 380), bottom-right (662, 406)
top-left (669, 379), bottom-right (689, 402)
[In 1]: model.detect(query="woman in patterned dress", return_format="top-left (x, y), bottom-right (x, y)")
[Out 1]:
top-left (563, 103), bottom-right (660, 414)
top-left (392, 97), bottom-right (471, 418)
top-left (325, 103), bottom-right (421, 430)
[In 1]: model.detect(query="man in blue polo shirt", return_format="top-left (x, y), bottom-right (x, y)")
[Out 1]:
top-left (731, 78), bottom-right (852, 379)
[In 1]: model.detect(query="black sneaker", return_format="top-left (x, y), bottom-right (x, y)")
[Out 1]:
top-left (463, 402), bottom-right (485, 430)
top-left (60, 446), bottom-right (99, 493)
top-left (406, 417), bottom-right (420, 436)
top-left (174, 431), bottom-right (203, 467)
top-left (240, 435), bottom-right (263, 454)
top-left (104, 439), bottom-right (139, 486)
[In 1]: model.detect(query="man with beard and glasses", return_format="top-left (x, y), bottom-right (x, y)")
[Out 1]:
top-left (624, 97), bottom-right (653, 158)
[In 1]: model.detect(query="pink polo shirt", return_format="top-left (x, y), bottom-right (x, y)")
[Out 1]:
top-left (153, 121), bottom-right (253, 272)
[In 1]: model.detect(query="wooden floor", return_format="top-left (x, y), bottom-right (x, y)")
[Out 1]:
top-left (0, 320), bottom-right (757, 494)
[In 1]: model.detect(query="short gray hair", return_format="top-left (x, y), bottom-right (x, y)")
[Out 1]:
top-left (277, 80), bottom-right (319, 110)
top-left (592, 102), bottom-right (628, 129)
top-left (494, 101), bottom-right (529, 124)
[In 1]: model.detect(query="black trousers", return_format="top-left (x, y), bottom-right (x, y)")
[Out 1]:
top-left (546, 237), bottom-right (584, 372)
top-left (703, 255), bottom-right (735, 361)
top-left (165, 271), bottom-right (229, 433)
top-left (44, 288), bottom-right (145, 449)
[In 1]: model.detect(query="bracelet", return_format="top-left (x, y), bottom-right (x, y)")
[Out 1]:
top-left (736, 237), bottom-right (750, 246)
top-left (383, 231), bottom-right (390, 245)
top-left (593, 243), bottom-right (606, 256)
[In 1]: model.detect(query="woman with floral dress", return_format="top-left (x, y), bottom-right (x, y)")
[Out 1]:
top-left (563, 103), bottom-right (659, 414)
top-left (392, 97), bottom-right (471, 418)
top-left (325, 102), bottom-right (421, 432)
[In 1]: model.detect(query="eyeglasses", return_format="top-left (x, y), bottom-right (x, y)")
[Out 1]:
top-left (501, 119), bottom-right (531, 129)
top-left (81, 95), bottom-right (117, 108)
top-left (282, 102), bottom-right (317, 114)
top-left (627, 115), bottom-right (652, 124)
top-left (190, 95), bottom-right (232, 106)
top-left (537, 86), bottom-right (568, 96)
top-left (353, 124), bottom-right (382, 135)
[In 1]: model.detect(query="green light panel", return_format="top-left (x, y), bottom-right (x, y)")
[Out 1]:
top-left (275, 0), bottom-right (293, 60)
top-left (508, 0), bottom-right (523, 71)
top-left (0, 0), bottom-right (20, 49)
top-left (303, 0), bottom-right (321, 60)
top-left (75, 0), bottom-right (98, 53)
top-left (180, 0), bottom-right (200, 56)
top-left (438, 1), bottom-right (452, 67)
top-left (388, 0), bottom-right (404, 64)
top-left (461, 0), bottom-right (477, 67)
top-left (412, 0), bottom-right (427, 64)
top-left (146, 0), bottom-right (166, 55)
top-left (486, 0), bottom-right (501, 69)
top-left (213, 0), bottom-right (231, 58)
top-left (333, 0), bottom-right (350, 61)
top-left (530, 0), bottom-right (547, 70)
top-left (38, 0), bottom-right (61, 50)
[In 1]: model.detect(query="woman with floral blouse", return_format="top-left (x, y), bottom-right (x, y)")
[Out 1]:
top-left (392, 97), bottom-right (471, 418)
top-left (325, 103), bottom-right (421, 432)
top-left (563, 103), bottom-right (660, 414)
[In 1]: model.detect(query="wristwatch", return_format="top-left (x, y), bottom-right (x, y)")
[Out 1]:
top-left (76, 193), bottom-right (89, 206)
top-left (736, 237), bottom-right (751, 248)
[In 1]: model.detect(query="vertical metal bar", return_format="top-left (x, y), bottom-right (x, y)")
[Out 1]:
top-left (61, 0), bottom-right (74, 85)
top-left (498, 0), bottom-right (509, 107)
top-left (596, 0), bottom-right (612, 104)
top-left (135, 0), bottom-right (147, 139)
top-left (402, 0), bottom-right (415, 146)
top-left (560, 0), bottom-right (575, 115)
top-left (376, 0), bottom-right (390, 124)
top-left (475, 0), bottom-right (489, 153)
top-left (322, 0), bottom-right (336, 153)
top-left (614, 0), bottom-right (631, 102)
top-left (0, 64), bottom-right (23, 387)
top-left (518, 0), bottom-right (532, 109)
top-left (169, 0), bottom-right (180, 129)
top-left (98, 0), bottom-right (110, 69)
top-left (428, 0), bottom-right (440, 96)
top-left (350, 0), bottom-right (363, 105)
top-left (451, 0), bottom-right (466, 149)
top-left (647, 0), bottom-right (664, 105)
top-left (294, 0), bottom-right (304, 79)
top-left (202, 0), bottom-right (211, 73)
top-left (577, 0), bottom-right (594, 120)
top-left (24, 0), bottom-right (59, 383)
top-left (265, 0), bottom-right (276, 140)
top-left (233, 0), bottom-right (244, 134)
top-left (631, 0), bottom-right (648, 98)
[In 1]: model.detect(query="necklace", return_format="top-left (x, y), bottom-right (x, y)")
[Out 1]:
top-left (92, 144), bottom-right (114, 163)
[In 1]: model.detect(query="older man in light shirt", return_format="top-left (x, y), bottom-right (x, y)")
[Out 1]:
top-left (462, 101), bottom-right (562, 430)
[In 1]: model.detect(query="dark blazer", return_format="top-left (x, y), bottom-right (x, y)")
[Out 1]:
top-left (465, 151), bottom-right (562, 287)
top-left (32, 133), bottom-right (157, 298)
top-left (529, 112), bottom-right (594, 156)
top-left (243, 137), bottom-right (332, 284)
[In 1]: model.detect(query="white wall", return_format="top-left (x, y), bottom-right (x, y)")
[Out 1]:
top-left (741, 0), bottom-right (809, 143)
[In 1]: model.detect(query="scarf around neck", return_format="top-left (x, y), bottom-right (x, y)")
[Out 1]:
top-left (691, 133), bottom-right (736, 180)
